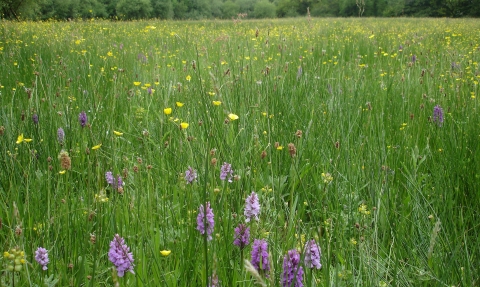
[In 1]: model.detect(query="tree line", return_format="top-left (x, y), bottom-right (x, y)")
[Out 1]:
top-left (1, 0), bottom-right (479, 20)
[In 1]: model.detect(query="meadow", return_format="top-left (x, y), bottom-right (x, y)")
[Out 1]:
top-left (0, 17), bottom-right (479, 286)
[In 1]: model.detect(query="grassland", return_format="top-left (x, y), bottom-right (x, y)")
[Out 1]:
top-left (0, 17), bottom-right (479, 286)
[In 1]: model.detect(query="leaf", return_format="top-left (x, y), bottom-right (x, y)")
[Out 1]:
top-left (44, 274), bottom-right (59, 287)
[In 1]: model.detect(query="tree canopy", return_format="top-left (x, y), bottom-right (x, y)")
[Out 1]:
top-left (1, 0), bottom-right (479, 20)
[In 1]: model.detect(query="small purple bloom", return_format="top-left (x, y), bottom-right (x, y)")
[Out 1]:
top-left (197, 202), bottom-right (215, 241)
top-left (108, 234), bottom-right (135, 277)
top-left (412, 54), bottom-right (416, 63)
top-left (433, 105), bottom-right (444, 127)
top-left (57, 128), bottom-right (65, 144)
top-left (208, 273), bottom-right (220, 287)
top-left (304, 240), bottom-right (322, 269)
top-left (147, 87), bottom-right (153, 95)
top-left (34, 247), bottom-right (49, 270)
top-left (251, 239), bottom-right (270, 275)
top-left (398, 44), bottom-right (403, 51)
top-left (220, 162), bottom-right (233, 182)
top-left (79, 111), bottom-right (87, 127)
top-left (32, 114), bottom-right (39, 125)
top-left (233, 224), bottom-right (250, 249)
top-left (105, 171), bottom-right (115, 185)
top-left (117, 176), bottom-right (123, 188)
top-left (185, 166), bottom-right (197, 184)
top-left (282, 249), bottom-right (304, 287)
top-left (244, 192), bottom-right (260, 222)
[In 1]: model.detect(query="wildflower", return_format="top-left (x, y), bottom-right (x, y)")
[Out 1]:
top-left (209, 273), bottom-right (220, 287)
top-left (180, 122), bottom-right (189, 129)
top-left (197, 202), bottom-right (215, 241)
top-left (213, 101), bottom-right (222, 106)
top-left (113, 130), bottom-right (123, 136)
top-left (288, 143), bottom-right (296, 157)
top-left (78, 111), bottom-right (87, 127)
top-left (321, 173), bottom-right (333, 184)
top-left (32, 114), bottom-right (39, 125)
top-left (251, 239), bottom-right (270, 275)
top-left (105, 171), bottom-right (115, 185)
top-left (433, 105), bottom-right (444, 127)
top-left (34, 247), bottom-right (49, 270)
top-left (57, 128), bottom-right (65, 144)
top-left (176, 102), bottom-right (184, 107)
top-left (228, 113), bottom-right (239, 121)
top-left (185, 166), bottom-right (197, 184)
top-left (16, 134), bottom-right (24, 144)
top-left (220, 162), bottom-right (234, 182)
top-left (4, 248), bottom-right (26, 272)
top-left (108, 234), bottom-right (135, 277)
top-left (58, 150), bottom-right (71, 170)
top-left (164, 108), bottom-right (172, 115)
top-left (133, 81), bottom-right (141, 86)
top-left (282, 249), bottom-right (304, 287)
top-left (59, 170), bottom-right (66, 175)
top-left (304, 240), bottom-right (322, 269)
top-left (92, 144), bottom-right (102, 150)
top-left (244, 192), bottom-right (260, 222)
top-left (412, 54), bottom-right (416, 63)
top-left (105, 171), bottom-right (123, 190)
top-left (186, 75), bottom-right (191, 81)
top-left (160, 250), bottom-right (171, 256)
top-left (233, 224), bottom-right (250, 249)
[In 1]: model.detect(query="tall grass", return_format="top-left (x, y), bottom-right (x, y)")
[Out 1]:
top-left (0, 17), bottom-right (479, 286)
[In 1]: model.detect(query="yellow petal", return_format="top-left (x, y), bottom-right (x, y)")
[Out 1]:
top-left (59, 170), bottom-right (66, 175)
top-left (160, 250), bottom-right (171, 256)
top-left (113, 131), bottom-right (123, 136)
top-left (16, 134), bottom-right (24, 144)
top-left (176, 102), bottom-right (184, 107)
top-left (212, 101), bottom-right (222, 106)
top-left (164, 108), bottom-right (172, 115)
top-left (92, 144), bottom-right (102, 150)
top-left (228, 113), bottom-right (239, 120)
top-left (180, 122), bottom-right (189, 129)
top-left (24, 138), bottom-right (33, 142)
top-left (133, 81), bottom-right (141, 86)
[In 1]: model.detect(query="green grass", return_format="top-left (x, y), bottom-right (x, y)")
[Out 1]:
top-left (0, 17), bottom-right (479, 286)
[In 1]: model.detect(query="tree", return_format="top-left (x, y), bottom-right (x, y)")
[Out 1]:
top-left (151, 0), bottom-right (174, 19)
top-left (1, 0), bottom-right (45, 19)
top-left (253, 0), bottom-right (276, 18)
top-left (276, 0), bottom-right (299, 17)
top-left (222, 0), bottom-right (239, 18)
top-left (116, 0), bottom-right (152, 19)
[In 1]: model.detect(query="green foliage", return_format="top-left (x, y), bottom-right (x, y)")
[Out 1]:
top-left (151, 0), bottom-right (174, 19)
top-left (221, 0), bottom-right (240, 18)
top-left (253, 0), bottom-right (276, 18)
top-left (116, 0), bottom-right (152, 19)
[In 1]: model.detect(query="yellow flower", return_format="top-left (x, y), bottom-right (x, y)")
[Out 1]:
top-left (180, 122), bottom-right (189, 129)
top-left (133, 81), bottom-right (141, 86)
top-left (213, 101), bottom-right (222, 106)
top-left (228, 113), bottom-right (239, 120)
top-left (92, 144), bottom-right (102, 150)
top-left (350, 238), bottom-right (357, 245)
top-left (113, 131), bottom-right (123, 136)
top-left (16, 134), bottom-right (24, 144)
top-left (164, 108), bottom-right (172, 115)
top-left (59, 170), bottom-right (66, 175)
top-left (186, 75), bottom-right (191, 81)
top-left (160, 250), bottom-right (171, 256)
top-left (176, 102), bottom-right (184, 107)
top-left (276, 145), bottom-right (283, 150)
top-left (208, 92), bottom-right (216, 96)
top-left (107, 51), bottom-right (113, 57)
